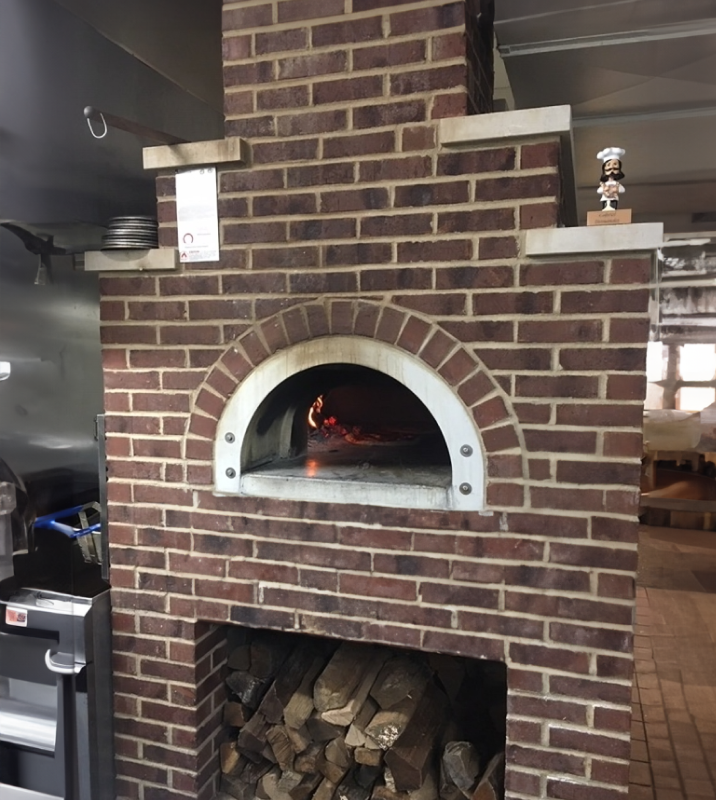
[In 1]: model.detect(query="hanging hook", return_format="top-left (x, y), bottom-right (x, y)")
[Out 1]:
top-left (86, 111), bottom-right (108, 139)
top-left (83, 105), bottom-right (187, 145)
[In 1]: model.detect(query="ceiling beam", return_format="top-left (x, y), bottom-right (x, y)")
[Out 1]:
top-left (498, 18), bottom-right (716, 57)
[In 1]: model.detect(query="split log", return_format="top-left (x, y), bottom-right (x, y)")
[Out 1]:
top-left (346, 698), bottom-right (379, 748)
top-left (385, 683), bottom-right (447, 791)
top-left (335, 773), bottom-right (370, 800)
top-left (224, 701), bottom-right (250, 728)
top-left (278, 770), bottom-right (305, 794)
top-left (259, 767), bottom-right (294, 800)
top-left (370, 658), bottom-right (431, 710)
top-left (322, 650), bottom-right (387, 726)
top-left (407, 769), bottom-right (437, 800)
top-left (314, 642), bottom-right (371, 712)
top-left (261, 642), bottom-right (330, 725)
top-left (226, 670), bottom-right (272, 710)
top-left (318, 738), bottom-right (351, 784)
top-left (318, 752), bottom-right (350, 785)
top-left (354, 748), bottom-right (383, 767)
top-left (242, 758), bottom-right (273, 785)
top-left (471, 753), bottom-right (504, 800)
top-left (439, 759), bottom-right (466, 800)
top-left (266, 726), bottom-right (295, 772)
top-left (441, 742), bottom-right (481, 797)
top-left (286, 724), bottom-right (312, 755)
top-left (289, 773), bottom-right (322, 800)
top-left (370, 787), bottom-right (408, 800)
top-left (356, 765), bottom-right (383, 790)
top-left (220, 741), bottom-right (243, 774)
top-left (325, 738), bottom-right (352, 770)
top-left (220, 771), bottom-right (255, 800)
top-left (306, 714), bottom-right (345, 743)
top-left (313, 777), bottom-right (338, 800)
top-left (365, 693), bottom-right (421, 751)
top-left (251, 633), bottom-right (295, 679)
top-left (283, 654), bottom-right (329, 729)
top-left (295, 742), bottom-right (324, 774)
top-left (237, 711), bottom-right (271, 758)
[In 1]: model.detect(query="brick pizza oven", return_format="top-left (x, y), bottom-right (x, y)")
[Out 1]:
top-left (97, 1), bottom-right (658, 799)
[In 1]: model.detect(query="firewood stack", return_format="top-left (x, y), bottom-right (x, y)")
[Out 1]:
top-left (213, 631), bottom-right (506, 800)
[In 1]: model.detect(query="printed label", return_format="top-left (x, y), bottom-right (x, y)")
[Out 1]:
top-left (5, 607), bottom-right (28, 627)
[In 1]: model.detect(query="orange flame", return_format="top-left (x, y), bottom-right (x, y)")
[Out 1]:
top-left (307, 395), bottom-right (324, 429)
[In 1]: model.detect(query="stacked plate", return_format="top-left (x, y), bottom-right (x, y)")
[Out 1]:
top-left (101, 216), bottom-right (158, 250)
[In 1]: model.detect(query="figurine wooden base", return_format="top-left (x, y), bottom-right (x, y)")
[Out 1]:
top-left (587, 209), bottom-right (632, 226)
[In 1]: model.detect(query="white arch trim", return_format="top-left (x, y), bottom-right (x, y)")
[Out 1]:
top-left (214, 337), bottom-right (486, 511)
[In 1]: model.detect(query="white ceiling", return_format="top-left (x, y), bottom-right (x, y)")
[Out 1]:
top-left (495, 0), bottom-right (716, 232)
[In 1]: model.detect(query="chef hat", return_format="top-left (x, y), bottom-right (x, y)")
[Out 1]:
top-left (597, 147), bottom-right (625, 163)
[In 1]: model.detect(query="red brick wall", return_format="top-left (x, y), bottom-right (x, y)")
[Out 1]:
top-left (97, 2), bottom-right (651, 799)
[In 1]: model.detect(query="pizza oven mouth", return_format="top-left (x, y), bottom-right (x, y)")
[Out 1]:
top-left (214, 338), bottom-right (486, 511)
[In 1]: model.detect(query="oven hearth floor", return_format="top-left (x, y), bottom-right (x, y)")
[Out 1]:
top-left (252, 445), bottom-right (451, 487)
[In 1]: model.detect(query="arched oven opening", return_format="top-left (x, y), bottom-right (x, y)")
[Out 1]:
top-left (215, 338), bottom-right (486, 511)
top-left (243, 363), bottom-right (451, 482)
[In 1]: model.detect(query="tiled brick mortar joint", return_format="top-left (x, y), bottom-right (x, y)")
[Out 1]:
top-left (98, 1), bottom-right (651, 799)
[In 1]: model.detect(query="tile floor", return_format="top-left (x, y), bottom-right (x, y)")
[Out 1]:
top-left (630, 526), bottom-right (716, 799)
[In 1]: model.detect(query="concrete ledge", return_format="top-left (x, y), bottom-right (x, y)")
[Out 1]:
top-left (82, 249), bottom-right (179, 272)
top-left (143, 138), bottom-right (248, 171)
top-left (525, 222), bottom-right (664, 257)
top-left (438, 105), bottom-right (572, 147)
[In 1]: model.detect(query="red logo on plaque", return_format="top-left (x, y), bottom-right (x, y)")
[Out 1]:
top-left (6, 607), bottom-right (28, 627)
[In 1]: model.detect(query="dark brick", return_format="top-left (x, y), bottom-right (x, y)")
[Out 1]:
top-left (520, 261), bottom-right (605, 286)
top-left (312, 16), bottom-right (384, 47)
top-left (353, 99), bottom-right (426, 129)
top-left (314, 75), bottom-right (384, 105)
top-left (328, 243), bottom-right (393, 267)
top-left (255, 27), bottom-right (308, 55)
top-left (277, 0), bottom-right (344, 23)
top-left (253, 193), bottom-right (317, 217)
top-left (277, 109), bottom-right (348, 137)
top-left (389, 2), bottom-right (464, 35)
top-left (359, 155), bottom-right (432, 182)
top-left (223, 4), bottom-right (272, 30)
top-left (476, 174), bottom-right (560, 201)
top-left (353, 39), bottom-right (426, 70)
top-left (323, 130), bottom-right (395, 159)
top-left (321, 188), bottom-right (389, 214)
top-left (362, 213), bottom-right (432, 237)
top-left (278, 50), bottom-right (348, 80)
top-left (397, 240), bottom-right (472, 262)
top-left (390, 65), bottom-right (466, 95)
top-left (290, 218), bottom-right (356, 240)
top-left (436, 266), bottom-right (514, 290)
top-left (437, 148), bottom-right (515, 175)
top-left (438, 207), bottom-right (515, 233)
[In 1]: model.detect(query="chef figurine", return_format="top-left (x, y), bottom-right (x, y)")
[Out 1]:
top-left (597, 147), bottom-right (625, 210)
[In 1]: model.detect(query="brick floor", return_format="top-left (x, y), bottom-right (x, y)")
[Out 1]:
top-left (630, 526), bottom-right (716, 799)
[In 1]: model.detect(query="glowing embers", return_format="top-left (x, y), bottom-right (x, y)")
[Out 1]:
top-left (306, 378), bottom-right (434, 448)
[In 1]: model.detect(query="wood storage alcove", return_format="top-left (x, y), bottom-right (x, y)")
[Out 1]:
top-left (214, 338), bottom-right (486, 511)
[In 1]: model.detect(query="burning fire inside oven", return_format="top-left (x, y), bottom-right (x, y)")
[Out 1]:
top-left (306, 391), bottom-right (421, 447)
